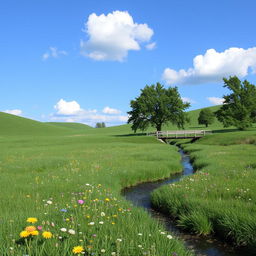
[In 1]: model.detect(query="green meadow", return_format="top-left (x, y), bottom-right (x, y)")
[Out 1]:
top-left (1, 108), bottom-right (256, 255)
top-left (152, 129), bottom-right (256, 253)
top-left (0, 111), bottom-right (192, 256)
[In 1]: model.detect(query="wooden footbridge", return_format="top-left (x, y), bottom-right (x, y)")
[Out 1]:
top-left (147, 130), bottom-right (212, 141)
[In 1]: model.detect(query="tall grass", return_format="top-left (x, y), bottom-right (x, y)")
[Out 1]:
top-left (151, 130), bottom-right (256, 253)
top-left (0, 121), bottom-right (192, 256)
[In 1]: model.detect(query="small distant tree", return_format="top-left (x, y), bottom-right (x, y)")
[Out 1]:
top-left (127, 82), bottom-right (190, 132)
top-left (95, 122), bottom-right (106, 128)
top-left (215, 76), bottom-right (256, 130)
top-left (198, 108), bottom-right (215, 127)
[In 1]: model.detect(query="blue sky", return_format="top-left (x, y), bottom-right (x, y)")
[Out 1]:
top-left (1, 0), bottom-right (256, 126)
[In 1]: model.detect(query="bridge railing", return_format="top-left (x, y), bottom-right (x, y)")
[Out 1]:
top-left (147, 130), bottom-right (212, 138)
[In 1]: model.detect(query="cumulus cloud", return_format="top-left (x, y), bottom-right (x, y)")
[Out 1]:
top-left (42, 47), bottom-right (67, 60)
top-left (54, 99), bottom-right (82, 115)
top-left (102, 106), bottom-right (121, 114)
top-left (207, 97), bottom-right (225, 105)
top-left (162, 47), bottom-right (256, 85)
top-left (80, 11), bottom-right (154, 61)
top-left (51, 99), bottom-right (127, 126)
top-left (181, 97), bottom-right (196, 104)
top-left (4, 109), bottom-right (22, 116)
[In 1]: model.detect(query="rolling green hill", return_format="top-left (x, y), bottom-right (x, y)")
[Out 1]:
top-left (0, 106), bottom-right (225, 137)
top-left (0, 112), bottom-right (71, 136)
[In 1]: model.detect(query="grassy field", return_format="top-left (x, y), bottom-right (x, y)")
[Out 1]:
top-left (0, 112), bottom-right (193, 256)
top-left (151, 129), bottom-right (256, 253)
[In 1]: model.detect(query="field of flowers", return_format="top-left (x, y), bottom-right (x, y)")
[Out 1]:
top-left (151, 130), bottom-right (256, 253)
top-left (0, 132), bottom-right (193, 256)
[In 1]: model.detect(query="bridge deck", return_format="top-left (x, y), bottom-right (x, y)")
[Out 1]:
top-left (147, 130), bottom-right (212, 139)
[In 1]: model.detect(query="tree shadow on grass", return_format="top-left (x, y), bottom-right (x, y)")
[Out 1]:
top-left (212, 128), bottom-right (239, 134)
top-left (113, 132), bottom-right (147, 137)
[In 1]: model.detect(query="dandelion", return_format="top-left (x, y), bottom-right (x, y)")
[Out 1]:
top-left (31, 230), bottom-right (39, 236)
top-left (26, 217), bottom-right (38, 224)
top-left (42, 231), bottom-right (53, 239)
top-left (68, 229), bottom-right (76, 235)
top-left (72, 246), bottom-right (84, 254)
top-left (20, 230), bottom-right (30, 238)
top-left (105, 198), bottom-right (110, 202)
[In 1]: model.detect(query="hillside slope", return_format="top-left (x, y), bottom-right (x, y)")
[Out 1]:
top-left (0, 112), bottom-right (71, 136)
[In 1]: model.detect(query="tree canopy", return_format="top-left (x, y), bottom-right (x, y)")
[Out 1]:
top-left (95, 122), bottom-right (106, 128)
top-left (198, 108), bottom-right (215, 127)
top-left (215, 76), bottom-right (256, 130)
top-left (127, 82), bottom-right (190, 132)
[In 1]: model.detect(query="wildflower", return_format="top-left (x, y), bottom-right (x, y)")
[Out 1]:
top-left (42, 231), bottom-right (53, 239)
top-left (31, 230), bottom-right (39, 236)
top-left (99, 221), bottom-right (104, 224)
top-left (116, 238), bottom-right (122, 242)
top-left (26, 217), bottom-right (38, 224)
top-left (20, 230), bottom-right (30, 238)
top-left (25, 226), bottom-right (36, 232)
top-left (88, 222), bottom-right (95, 226)
top-left (138, 233), bottom-right (142, 236)
top-left (37, 226), bottom-right (43, 230)
top-left (60, 209), bottom-right (67, 212)
top-left (111, 253), bottom-right (116, 256)
top-left (72, 246), bottom-right (84, 254)
top-left (100, 212), bottom-right (105, 217)
top-left (47, 200), bottom-right (53, 205)
top-left (78, 200), bottom-right (84, 205)
top-left (101, 249), bottom-right (106, 253)
top-left (68, 229), bottom-right (76, 235)
top-left (105, 198), bottom-right (110, 202)
top-left (167, 235), bottom-right (173, 239)
top-left (60, 228), bottom-right (67, 232)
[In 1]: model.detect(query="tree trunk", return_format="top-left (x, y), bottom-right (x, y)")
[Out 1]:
top-left (156, 123), bottom-right (162, 131)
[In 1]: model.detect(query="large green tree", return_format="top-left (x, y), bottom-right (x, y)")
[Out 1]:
top-left (198, 108), bottom-right (215, 127)
top-left (127, 83), bottom-right (190, 132)
top-left (215, 76), bottom-right (256, 130)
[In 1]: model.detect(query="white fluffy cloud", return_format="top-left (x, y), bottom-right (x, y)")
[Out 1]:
top-left (207, 97), bottom-right (225, 105)
top-left (42, 47), bottom-right (67, 60)
top-left (102, 106), bottom-right (121, 114)
top-left (181, 97), bottom-right (196, 104)
top-left (52, 99), bottom-right (127, 126)
top-left (163, 47), bottom-right (256, 85)
top-left (54, 99), bottom-right (82, 115)
top-left (80, 11), bottom-right (154, 61)
top-left (4, 109), bottom-right (22, 116)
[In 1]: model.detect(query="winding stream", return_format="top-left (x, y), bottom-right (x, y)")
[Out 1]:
top-left (123, 148), bottom-right (248, 256)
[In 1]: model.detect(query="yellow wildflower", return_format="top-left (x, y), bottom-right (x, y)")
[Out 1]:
top-left (72, 246), bottom-right (84, 254)
top-left (26, 217), bottom-right (38, 223)
top-left (42, 231), bottom-right (53, 239)
top-left (20, 230), bottom-right (30, 238)
top-left (31, 230), bottom-right (39, 236)
top-left (105, 198), bottom-right (110, 202)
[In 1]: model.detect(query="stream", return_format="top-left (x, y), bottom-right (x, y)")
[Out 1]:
top-left (123, 148), bottom-right (248, 256)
